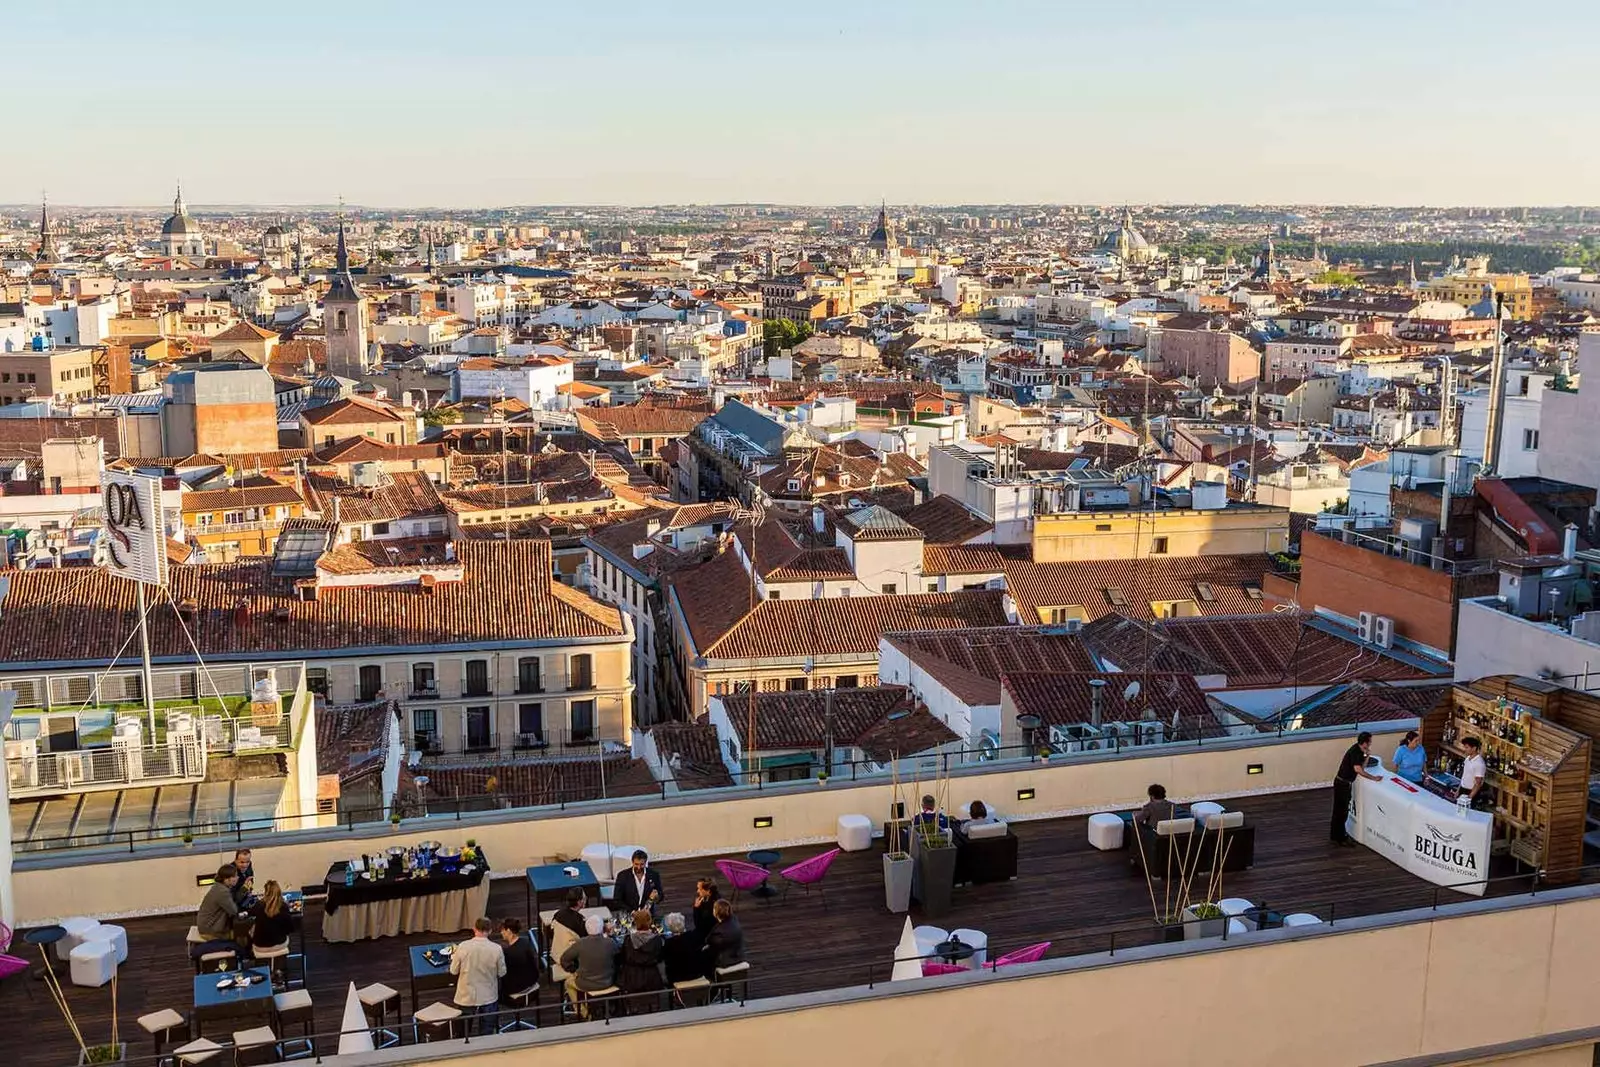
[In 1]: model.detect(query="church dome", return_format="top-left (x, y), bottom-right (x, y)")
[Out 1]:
top-left (163, 211), bottom-right (198, 236)
top-left (264, 224), bottom-right (285, 237)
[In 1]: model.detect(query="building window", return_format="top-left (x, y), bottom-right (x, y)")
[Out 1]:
top-left (412, 708), bottom-right (438, 750)
top-left (835, 675), bottom-right (859, 689)
top-left (517, 656), bottom-right (542, 693)
top-left (786, 677), bottom-right (808, 691)
top-left (305, 667), bottom-right (329, 696)
top-left (881, 583), bottom-right (896, 595)
top-left (371, 521), bottom-right (391, 535)
top-left (464, 658), bottom-right (490, 696)
top-left (1523, 429), bottom-right (1539, 451)
top-left (569, 653), bottom-right (593, 690)
top-left (517, 702), bottom-right (544, 743)
top-left (768, 590), bottom-right (781, 600)
top-left (1151, 536), bottom-right (1169, 555)
top-left (359, 664), bottom-right (383, 702)
top-left (411, 663), bottom-right (436, 696)
top-left (570, 699), bottom-right (596, 742)
top-left (465, 707), bottom-right (493, 751)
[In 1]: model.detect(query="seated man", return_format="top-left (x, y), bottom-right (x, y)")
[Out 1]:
top-left (560, 915), bottom-right (619, 1006)
top-left (193, 863), bottom-right (242, 958)
top-left (911, 794), bottom-right (948, 834)
top-left (551, 888), bottom-right (588, 940)
top-left (498, 917), bottom-right (541, 1003)
top-left (1134, 784), bottom-right (1175, 829)
top-left (231, 848), bottom-right (256, 908)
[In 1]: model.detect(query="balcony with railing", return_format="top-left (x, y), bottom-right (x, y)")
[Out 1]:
top-left (412, 725), bottom-right (618, 764)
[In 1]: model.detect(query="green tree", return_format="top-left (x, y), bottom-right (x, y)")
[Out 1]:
top-left (762, 318), bottom-right (814, 359)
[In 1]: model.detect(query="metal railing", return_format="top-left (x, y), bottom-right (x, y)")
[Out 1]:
top-left (414, 728), bottom-right (617, 761)
top-left (6, 740), bottom-right (206, 799)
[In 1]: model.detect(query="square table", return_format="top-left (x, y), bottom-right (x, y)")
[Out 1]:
top-left (193, 968), bottom-right (274, 1037)
top-left (408, 941), bottom-right (457, 1015)
top-left (525, 862), bottom-right (600, 928)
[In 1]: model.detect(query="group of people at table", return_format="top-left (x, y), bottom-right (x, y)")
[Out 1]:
top-left (192, 848), bottom-right (297, 963)
top-left (445, 849), bottom-right (748, 1026)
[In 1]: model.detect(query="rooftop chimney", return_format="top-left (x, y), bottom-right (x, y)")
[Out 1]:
top-left (1088, 677), bottom-right (1107, 729)
top-left (1563, 523), bottom-right (1578, 561)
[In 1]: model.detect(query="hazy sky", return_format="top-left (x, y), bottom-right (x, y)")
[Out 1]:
top-left (13, 1), bottom-right (1600, 208)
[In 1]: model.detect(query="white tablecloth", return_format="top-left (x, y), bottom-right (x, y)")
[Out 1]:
top-left (1352, 765), bottom-right (1492, 896)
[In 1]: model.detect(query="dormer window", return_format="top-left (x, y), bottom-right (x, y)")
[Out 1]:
top-left (786, 479), bottom-right (801, 493)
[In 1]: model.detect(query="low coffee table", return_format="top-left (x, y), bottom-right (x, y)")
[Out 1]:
top-left (747, 850), bottom-right (781, 899)
top-left (23, 924), bottom-right (66, 981)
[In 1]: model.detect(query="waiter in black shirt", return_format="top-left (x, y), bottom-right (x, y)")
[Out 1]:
top-left (1331, 731), bottom-right (1384, 846)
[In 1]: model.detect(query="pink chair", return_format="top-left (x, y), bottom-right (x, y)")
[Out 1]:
top-left (716, 859), bottom-right (773, 906)
top-left (779, 848), bottom-right (841, 908)
top-left (920, 961), bottom-right (967, 977)
top-left (992, 942), bottom-right (1050, 968)
top-left (0, 923), bottom-right (25, 987)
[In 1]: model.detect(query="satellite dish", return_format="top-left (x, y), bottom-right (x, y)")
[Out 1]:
top-left (1122, 680), bottom-right (1141, 703)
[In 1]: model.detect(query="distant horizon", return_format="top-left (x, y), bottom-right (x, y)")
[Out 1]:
top-left (10, 2), bottom-right (1599, 206)
top-left (10, 200), bottom-right (1600, 214)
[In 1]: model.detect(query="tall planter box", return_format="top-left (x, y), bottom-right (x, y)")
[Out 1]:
top-left (910, 829), bottom-right (957, 919)
top-left (1181, 904), bottom-right (1227, 941)
top-left (883, 851), bottom-right (913, 913)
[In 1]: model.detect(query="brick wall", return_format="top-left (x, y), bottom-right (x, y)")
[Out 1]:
top-left (1296, 530), bottom-right (1460, 654)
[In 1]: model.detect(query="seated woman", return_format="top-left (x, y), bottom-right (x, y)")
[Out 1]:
top-left (660, 913), bottom-right (703, 986)
top-left (616, 908), bottom-right (664, 1014)
top-left (249, 880), bottom-right (294, 956)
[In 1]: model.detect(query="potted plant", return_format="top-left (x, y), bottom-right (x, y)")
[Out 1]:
top-left (816, 771), bottom-right (829, 787)
top-left (1133, 809), bottom-right (1240, 943)
top-left (181, 832), bottom-right (194, 848)
top-left (389, 812), bottom-right (402, 827)
top-left (883, 847), bottom-right (913, 913)
top-left (49, 961), bottom-right (124, 1064)
top-left (1180, 901), bottom-right (1227, 941)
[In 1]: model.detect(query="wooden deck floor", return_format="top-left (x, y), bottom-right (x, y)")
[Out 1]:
top-left (2, 787), bottom-right (1570, 1067)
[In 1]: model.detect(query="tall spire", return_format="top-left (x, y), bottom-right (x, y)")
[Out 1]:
top-left (37, 193), bottom-right (58, 263)
top-left (173, 181), bottom-right (186, 217)
top-left (326, 214), bottom-right (361, 303)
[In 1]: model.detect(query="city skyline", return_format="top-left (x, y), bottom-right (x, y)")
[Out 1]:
top-left (12, 0), bottom-right (1600, 208)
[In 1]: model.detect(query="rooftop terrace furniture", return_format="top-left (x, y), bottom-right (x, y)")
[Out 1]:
top-left (780, 848), bottom-right (841, 907)
top-left (954, 821), bottom-right (1019, 885)
top-left (715, 858), bottom-right (771, 906)
top-left (992, 941), bottom-right (1050, 968)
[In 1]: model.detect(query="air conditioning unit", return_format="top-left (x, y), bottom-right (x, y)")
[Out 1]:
top-left (1358, 611), bottom-right (1377, 643)
top-left (1134, 720), bottom-right (1166, 746)
top-left (976, 730), bottom-right (1000, 761)
top-left (5, 737), bottom-right (38, 789)
top-left (59, 750), bottom-right (89, 784)
top-left (1373, 615), bottom-right (1395, 649)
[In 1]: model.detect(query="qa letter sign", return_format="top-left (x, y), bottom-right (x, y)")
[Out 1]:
top-left (102, 472), bottom-right (168, 586)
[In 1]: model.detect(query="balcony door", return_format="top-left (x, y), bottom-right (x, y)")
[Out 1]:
top-left (359, 664), bottom-right (383, 702)
top-left (465, 706), bottom-right (493, 751)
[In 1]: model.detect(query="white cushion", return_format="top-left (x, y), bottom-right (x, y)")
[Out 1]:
top-left (580, 842), bottom-right (614, 881)
top-left (85, 923), bottom-right (128, 964)
top-left (837, 814), bottom-right (873, 852)
top-left (1218, 898), bottom-right (1256, 930)
top-left (415, 1002), bottom-right (461, 1024)
top-left (57, 916), bottom-right (98, 961)
top-left (966, 819), bottom-right (1009, 840)
top-left (1155, 817), bottom-right (1194, 837)
top-left (232, 1027), bottom-right (277, 1050)
top-left (1087, 812), bottom-right (1125, 850)
top-left (357, 983), bottom-right (398, 1005)
top-left (912, 926), bottom-right (948, 957)
top-left (1283, 913), bottom-right (1325, 928)
top-left (1226, 918), bottom-right (1250, 936)
top-left (1189, 801), bottom-right (1225, 825)
top-left (139, 1009), bottom-right (186, 1034)
top-left (274, 989), bottom-right (313, 1012)
top-left (69, 939), bottom-right (117, 987)
top-left (173, 1038), bottom-right (223, 1065)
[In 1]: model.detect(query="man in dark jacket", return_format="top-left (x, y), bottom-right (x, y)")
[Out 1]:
top-left (611, 849), bottom-right (664, 914)
top-left (498, 918), bottom-right (541, 1001)
top-left (551, 888), bottom-right (588, 939)
top-left (701, 899), bottom-right (744, 976)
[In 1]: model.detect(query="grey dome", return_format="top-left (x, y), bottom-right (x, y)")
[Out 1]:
top-left (163, 211), bottom-right (198, 235)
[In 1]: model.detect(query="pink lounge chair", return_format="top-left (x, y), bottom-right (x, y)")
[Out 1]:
top-left (921, 961), bottom-right (967, 977)
top-left (779, 848), bottom-right (841, 908)
top-left (716, 859), bottom-right (773, 905)
top-left (992, 942), bottom-right (1050, 968)
top-left (0, 954), bottom-right (25, 983)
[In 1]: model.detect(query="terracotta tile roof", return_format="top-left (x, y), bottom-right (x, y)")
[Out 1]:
top-left (0, 539), bottom-right (625, 666)
top-left (1001, 555), bottom-right (1274, 622)
top-left (419, 755), bottom-right (659, 806)
top-left (302, 395), bottom-right (407, 426)
top-left (854, 703), bottom-right (962, 762)
top-left (765, 548), bottom-right (855, 581)
top-left (181, 477), bottom-right (304, 513)
top-left (837, 504), bottom-right (923, 542)
top-left (646, 721), bottom-right (734, 790)
top-left (1276, 680), bottom-right (1450, 730)
top-left (315, 699), bottom-right (396, 779)
top-left (921, 544), bottom-right (1019, 576)
top-left (212, 321), bottom-right (278, 343)
top-left (574, 406), bottom-right (707, 442)
top-left (1083, 613), bottom-right (1438, 689)
top-left (676, 578), bottom-right (1012, 660)
top-left (308, 471), bottom-right (444, 523)
top-left (883, 625), bottom-right (1097, 706)
top-left (1001, 671), bottom-right (1224, 740)
top-left (311, 437), bottom-right (444, 465)
top-left (716, 684), bottom-right (952, 755)
top-left (896, 495), bottom-right (992, 545)
top-left (757, 446), bottom-right (908, 501)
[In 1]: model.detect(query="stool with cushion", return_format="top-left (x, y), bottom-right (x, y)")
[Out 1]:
top-left (196, 949), bottom-right (237, 975)
top-left (672, 976), bottom-right (711, 1009)
top-left (580, 843), bottom-right (614, 880)
top-left (911, 926), bottom-right (948, 958)
top-left (836, 814), bottom-right (873, 852)
top-left (252, 941), bottom-right (291, 987)
top-left (357, 983), bottom-right (401, 1048)
top-left (498, 984), bottom-right (538, 1032)
top-left (186, 926), bottom-right (208, 947)
top-left (712, 962), bottom-right (750, 1003)
top-left (232, 1025), bottom-right (279, 1067)
top-left (1283, 913), bottom-right (1325, 928)
top-left (1087, 812), bottom-right (1125, 851)
top-left (69, 939), bottom-right (117, 987)
top-left (172, 1037), bottom-right (223, 1067)
top-left (1218, 898), bottom-right (1255, 930)
top-left (56, 916), bottom-right (99, 962)
top-left (575, 985), bottom-right (620, 1021)
top-left (1189, 801), bottom-right (1225, 826)
top-left (414, 1001), bottom-right (462, 1042)
top-left (85, 923), bottom-right (128, 965)
top-left (272, 989), bottom-right (315, 1059)
top-left (137, 1008), bottom-right (189, 1061)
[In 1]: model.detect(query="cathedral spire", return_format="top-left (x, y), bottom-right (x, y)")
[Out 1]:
top-left (326, 214), bottom-right (361, 303)
top-left (37, 194), bottom-right (58, 263)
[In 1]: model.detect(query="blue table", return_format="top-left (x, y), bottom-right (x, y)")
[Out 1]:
top-left (193, 968), bottom-right (273, 1036)
top-left (408, 941), bottom-right (456, 1014)
top-left (525, 861), bottom-right (601, 927)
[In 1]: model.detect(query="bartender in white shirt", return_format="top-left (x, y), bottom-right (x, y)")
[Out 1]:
top-left (1457, 736), bottom-right (1488, 809)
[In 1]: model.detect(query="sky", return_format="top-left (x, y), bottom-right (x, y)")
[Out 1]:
top-left (12, 0), bottom-right (1600, 208)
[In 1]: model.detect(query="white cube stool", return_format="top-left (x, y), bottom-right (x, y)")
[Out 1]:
top-left (948, 928), bottom-right (988, 969)
top-left (580, 842), bottom-right (614, 881)
top-left (70, 939), bottom-right (117, 987)
top-left (85, 923), bottom-right (128, 965)
top-left (1189, 801), bottom-right (1225, 826)
top-left (1087, 812), bottom-right (1125, 850)
top-left (611, 845), bottom-right (644, 878)
top-left (1218, 898), bottom-right (1256, 930)
top-left (1283, 913), bottom-right (1325, 928)
top-left (837, 814), bottom-right (873, 852)
top-left (56, 916), bottom-right (99, 962)
top-left (912, 926), bottom-right (949, 958)
top-left (1226, 918), bottom-right (1251, 937)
